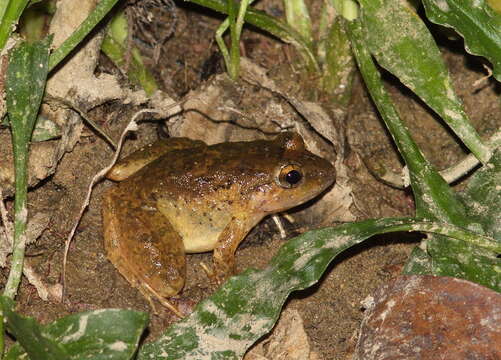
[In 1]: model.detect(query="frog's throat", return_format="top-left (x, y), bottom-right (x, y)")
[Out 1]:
top-left (157, 198), bottom-right (232, 253)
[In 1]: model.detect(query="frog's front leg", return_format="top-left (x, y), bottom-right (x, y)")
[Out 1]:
top-left (212, 215), bottom-right (262, 283)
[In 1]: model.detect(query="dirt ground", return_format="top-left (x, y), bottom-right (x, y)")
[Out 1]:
top-left (1, 1), bottom-right (499, 359)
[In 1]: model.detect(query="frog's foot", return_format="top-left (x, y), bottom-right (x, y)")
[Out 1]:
top-left (141, 282), bottom-right (184, 318)
top-left (212, 259), bottom-right (237, 286)
top-left (198, 261), bottom-right (233, 286)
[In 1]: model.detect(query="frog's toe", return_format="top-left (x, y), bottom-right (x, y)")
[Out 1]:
top-left (139, 280), bottom-right (185, 317)
top-left (199, 261), bottom-right (216, 281)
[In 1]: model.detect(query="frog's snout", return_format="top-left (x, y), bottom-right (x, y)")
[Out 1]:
top-left (311, 159), bottom-right (336, 189)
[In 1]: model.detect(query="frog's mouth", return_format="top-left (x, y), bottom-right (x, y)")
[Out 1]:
top-left (252, 175), bottom-right (335, 214)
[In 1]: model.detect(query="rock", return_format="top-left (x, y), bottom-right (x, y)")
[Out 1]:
top-left (354, 275), bottom-right (501, 359)
top-left (245, 309), bottom-right (320, 360)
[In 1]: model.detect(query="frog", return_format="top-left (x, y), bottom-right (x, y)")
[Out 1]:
top-left (102, 132), bottom-right (335, 313)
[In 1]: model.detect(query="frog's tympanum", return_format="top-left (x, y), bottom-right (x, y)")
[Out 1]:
top-left (102, 132), bottom-right (335, 310)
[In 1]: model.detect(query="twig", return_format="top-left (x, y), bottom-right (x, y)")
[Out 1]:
top-left (366, 133), bottom-right (500, 188)
top-left (472, 64), bottom-right (493, 88)
top-left (271, 215), bottom-right (286, 239)
top-left (45, 94), bottom-right (117, 149)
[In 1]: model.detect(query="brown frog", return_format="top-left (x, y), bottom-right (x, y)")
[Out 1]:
top-left (102, 132), bottom-right (335, 313)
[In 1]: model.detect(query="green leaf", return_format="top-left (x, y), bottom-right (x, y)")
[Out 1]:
top-left (1, 296), bottom-right (149, 360)
top-left (402, 246), bottom-right (433, 275)
top-left (138, 218), bottom-right (486, 359)
top-left (346, 19), bottom-right (472, 226)
top-left (427, 234), bottom-right (500, 291)
top-left (409, 150), bottom-right (501, 291)
top-left (0, 297), bottom-right (67, 359)
top-left (6, 37), bottom-right (51, 145)
top-left (346, 19), bottom-right (500, 289)
top-left (43, 309), bottom-right (149, 359)
top-left (0, 0), bottom-right (30, 50)
top-left (4, 343), bottom-right (26, 360)
top-left (459, 149), bottom-right (501, 239)
top-left (422, 0), bottom-right (501, 81)
top-left (4, 37), bottom-right (52, 299)
top-left (429, 149), bottom-right (501, 292)
top-left (322, 17), bottom-right (356, 105)
top-left (358, 0), bottom-right (491, 163)
top-left (348, 14), bottom-right (499, 289)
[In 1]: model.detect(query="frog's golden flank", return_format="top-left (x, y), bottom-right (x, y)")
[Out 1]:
top-left (102, 132), bottom-right (335, 308)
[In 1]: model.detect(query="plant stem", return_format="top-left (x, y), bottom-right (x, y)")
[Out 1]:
top-left (333, 0), bottom-right (359, 20)
top-left (215, 0), bottom-right (253, 80)
top-left (188, 0), bottom-right (319, 72)
top-left (101, 9), bottom-right (159, 96)
top-left (284, 0), bottom-right (313, 45)
top-left (227, 0), bottom-right (237, 80)
top-left (235, 0), bottom-right (251, 39)
top-left (0, 312), bottom-right (3, 358)
top-left (228, 0), bottom-right (251, 80)
top-left (215, 18), bottom-right (231, 74)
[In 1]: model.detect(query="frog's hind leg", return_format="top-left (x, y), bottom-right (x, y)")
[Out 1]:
top-left (102, 190), bottom-right (186, 316)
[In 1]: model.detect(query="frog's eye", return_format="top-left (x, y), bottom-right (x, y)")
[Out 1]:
top-left (277, 164), bottom-right (303, 188)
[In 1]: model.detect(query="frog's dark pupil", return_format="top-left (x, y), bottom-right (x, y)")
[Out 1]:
top-left (285, 170), bottom-right (302, 185)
